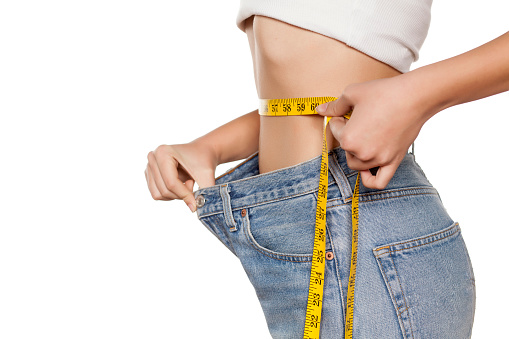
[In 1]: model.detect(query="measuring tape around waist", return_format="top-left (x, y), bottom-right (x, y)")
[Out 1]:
top-left (259, 97), bottom-right (360, 339)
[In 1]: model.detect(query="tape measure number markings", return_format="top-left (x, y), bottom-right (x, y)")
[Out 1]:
top-left (259, 97), bottom-right (360, 339)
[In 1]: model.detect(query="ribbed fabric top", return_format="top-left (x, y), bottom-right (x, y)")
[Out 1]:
top-left (237, 0), bottom-right (433, 73)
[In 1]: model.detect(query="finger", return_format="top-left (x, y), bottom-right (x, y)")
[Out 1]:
top-left (149, 151), bottom-right (196, 208)
top-left (183, 179), bottom-right (195, 192)
top-left (148, 152), bottom-right (194, 208)
top-left (328, 116), bottom-right (347, 139)
top-left (344, 151), bottom-right (378, 171)
top-left (147, 152), bottom-right (177, 199)
top-left (359, 162), bottom-right (399, 190)
top-left (315, 95), bottom-right (353, 117)
top-left (145, 166), bottom-right (173, 201)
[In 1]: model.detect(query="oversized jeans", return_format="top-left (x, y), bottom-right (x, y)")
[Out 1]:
top-left (194, 147), bottom-right (476, 338)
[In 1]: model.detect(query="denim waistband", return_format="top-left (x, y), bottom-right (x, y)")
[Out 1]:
top-left (194, 146), bottom-right (436, 219)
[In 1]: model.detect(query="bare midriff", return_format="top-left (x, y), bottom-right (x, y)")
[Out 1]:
top-left (244, 15), bottom-right (402, 173)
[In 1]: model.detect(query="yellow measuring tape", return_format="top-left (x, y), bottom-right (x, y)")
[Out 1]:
top-left (259, 97), bottom-right (360, 339)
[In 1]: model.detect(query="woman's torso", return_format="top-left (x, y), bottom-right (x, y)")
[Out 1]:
top-left (244, 15), bottom-right (402, 173)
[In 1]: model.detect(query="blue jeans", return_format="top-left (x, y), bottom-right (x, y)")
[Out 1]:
top-left (194, 147), bottom-right (475, 338)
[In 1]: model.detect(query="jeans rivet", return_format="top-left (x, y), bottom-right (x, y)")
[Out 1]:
top-left (196, 195), bottom-right (206, 208)
top-left (326, 251), bottom-right (334, 260)
top-left (241, 209), bottom-right (247, 217)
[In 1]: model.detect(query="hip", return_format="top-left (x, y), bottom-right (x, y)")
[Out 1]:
top-left (193, 147), bottom-right (475, 338)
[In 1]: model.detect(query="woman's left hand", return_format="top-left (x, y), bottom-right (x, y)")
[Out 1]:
top-left (316, 75), bottom-right (427, 190)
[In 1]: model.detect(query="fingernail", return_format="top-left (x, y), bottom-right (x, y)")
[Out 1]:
top-left (315, 102), bottom-right (329, 113)
top-left (187, 203), bottom-right (196, 213)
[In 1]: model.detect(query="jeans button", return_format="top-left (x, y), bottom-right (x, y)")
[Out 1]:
top-left (196, 195), bottom-right (206, 208)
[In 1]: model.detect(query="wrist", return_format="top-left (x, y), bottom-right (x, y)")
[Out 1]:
top-left (399, 67), bottom-right (450, 124)
top-left (189, 136), bottom-right (220, 169)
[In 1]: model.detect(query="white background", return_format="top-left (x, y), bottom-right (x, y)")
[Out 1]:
top-left (0, 1), bottom-right (507, 338)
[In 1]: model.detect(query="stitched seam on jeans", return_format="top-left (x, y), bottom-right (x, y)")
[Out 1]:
top-left (198, 211), bottom-right (222, 219)
top-left (231, 189), bottom-right (317, 211)
top-left (220, 184), bottom-right (237, 230)
top-left (247, 239), bottom-right (313, 262)
top-left (391, 254), bottom-right (415, 339)
top-left (399, 305), bottom-right (409, 315)
top-left (376, 257), bottom-right (407, 339)
top-left (328, 191), bottom-right (437, 206)
top-left (357, 191), bottom-right (438, 202)
top-left (327, 192), bottom-right (438, 209)
top-left (214, 152), bottom-right (321, 186)
top-left (331, 152), bottom-right (352, 202)
top-left (200, 217), bottom-right (236, 256)
top-left (355, 187), bottom-right (437, 200)
top-left (374, 223), bottom-right (460, 257)
top-left (198, 189), bottom-right (317, 219)
top-left (346, 172), bottom-right (358, 178)
top-left (242, 209), bottom-right (313, 262)
top-left (326, 222), bottom-right (347, 326)
top-left (201, 187), bottom-right (437, 218)
top-left (349, 186), bottom-right (436, 200)
top-left (375, 228), bottom-right (460, 257)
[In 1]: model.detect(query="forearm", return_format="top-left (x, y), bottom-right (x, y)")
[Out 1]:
top-left (406, 31), bottom-right (509, 121)
top-left (192, 109), bottom-right (260, 166)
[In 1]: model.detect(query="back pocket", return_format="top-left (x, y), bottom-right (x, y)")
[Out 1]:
top-left (373, 222), bottom-right (475, 339)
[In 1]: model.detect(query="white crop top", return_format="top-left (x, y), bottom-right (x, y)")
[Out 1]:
top-left (236, 0), bottom-right (433, 73)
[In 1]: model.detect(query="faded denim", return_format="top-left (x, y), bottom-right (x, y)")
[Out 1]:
top-left (194, 147), bottom-right (476, 338)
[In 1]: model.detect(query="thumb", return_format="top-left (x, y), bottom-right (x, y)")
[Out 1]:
top-left (182, 171), bottom-right (215, 213)
top-left (315, 96), bottom-right (352, 117)
top-left (181, 189), bottom-right (197, 213)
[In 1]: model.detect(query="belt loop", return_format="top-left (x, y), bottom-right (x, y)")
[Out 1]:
top-left (219, 184), bottom-right (238, 232)
top-left (329, 151), bottom-right (353, 203)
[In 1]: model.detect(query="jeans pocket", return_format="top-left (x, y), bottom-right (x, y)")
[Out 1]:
top-left (372, 222), bottom-right (475, 339)
top-left (243, 192), bottom-right (318, 262)
top-left (239, 202), bottom-right (343, 338)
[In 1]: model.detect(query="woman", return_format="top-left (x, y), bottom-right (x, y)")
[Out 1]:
top-left (145, 4), bottom-right (509, 338)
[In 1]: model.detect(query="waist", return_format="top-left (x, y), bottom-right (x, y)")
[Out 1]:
top-left (258, 114), bottom-right (340, 173)
top-left (195, 148), bottom-right (435, 219)
top-left (247, 16), bottom-right (402, 173)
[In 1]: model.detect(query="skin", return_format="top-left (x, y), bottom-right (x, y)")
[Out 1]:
top-left (145, 15), bottom-right (509, 211)
top-left (246, 16), bottom-right (401, 173)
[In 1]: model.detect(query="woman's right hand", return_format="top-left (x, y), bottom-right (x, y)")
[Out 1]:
top-left (145, 141), bottom-right (217, 212)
